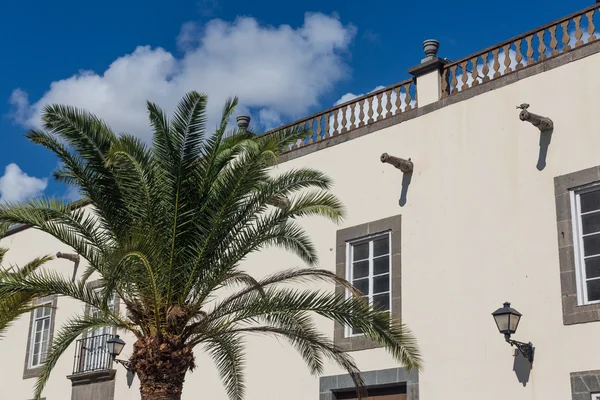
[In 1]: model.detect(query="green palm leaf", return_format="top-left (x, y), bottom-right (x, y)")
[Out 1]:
top-left (0, 91), bottom-right (421, 400)
top-left (0, 249), bottom-right (52, 337)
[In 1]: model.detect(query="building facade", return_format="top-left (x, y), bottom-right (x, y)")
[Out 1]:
top-left (2, 4), bottom-right (600, 400)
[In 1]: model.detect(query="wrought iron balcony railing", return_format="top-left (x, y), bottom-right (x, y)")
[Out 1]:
top-left (72, 333), bottom-right (114, 375)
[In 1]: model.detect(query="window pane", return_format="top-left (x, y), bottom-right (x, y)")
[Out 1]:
top-left (581, 190), bottom-right (600, 213)
top-left (373, 256), bottom-right (390, 275)
top-left (584, 233), bottom-right (600, 256)
top-left (373, 293), bottom-right (390, 311)
top-left (586, 257), bottom-right (600, 279)
top-left (41, 341), bottom-right (48, 359)
top-left (33, 343), bottom-right (40, 357)
top-left (43, 307), bottom-right (51, 317)
top-left (35, 308), bottom-right (44, 319)
top-left (353, 278), bottom-right (369, 295)
top-left (352, 261), bottom-right (369, 279)
top-left (373, 237), bottom-right (389, 256)
top-left (352, 326), bottom-right (363, 335)
top-left (352, 243), bottom-right (369, 261)
top-left (373, 274), bottom-right (390, 294)
top-left (34, 326), bottom-right (42, 343)
top-left (582, 212), bottom-right (600, 234)
top-left (42, 322), bottom-right (50, 342)
top-left (32, 354), bottom-right (39, 366)
top-left (587, 279), bottom-right (600, 302)
top-left (351, 297), bottom-right (368, 335)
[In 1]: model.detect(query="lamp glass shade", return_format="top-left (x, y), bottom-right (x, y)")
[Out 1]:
top-left (493, 313), bottom-right (509, 333)
top-left (492, 302), bottom-right (522, 335)
top-left (509, 313), bottom-right (521, 333)
top-left (106, 335), bottom-right (126, 357)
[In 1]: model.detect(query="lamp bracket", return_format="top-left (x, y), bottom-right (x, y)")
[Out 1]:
top-left (505, 336), bottom-right (534, 363)
top-left (113, 357), bottom-right (135, 372)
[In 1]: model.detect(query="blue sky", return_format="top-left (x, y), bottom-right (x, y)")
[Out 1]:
top-left (0, 0), bottom-right (591, 202)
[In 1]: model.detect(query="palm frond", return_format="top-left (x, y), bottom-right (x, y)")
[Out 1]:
top-left (201, 332), bottom-right (246, 400)
top-left (0, 252), bottom-right (52, 337)
top-left (0, 91), bottom-right (422, 400)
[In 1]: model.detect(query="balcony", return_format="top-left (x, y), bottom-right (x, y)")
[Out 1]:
top-left (72, 333), bottom-right (114, 375)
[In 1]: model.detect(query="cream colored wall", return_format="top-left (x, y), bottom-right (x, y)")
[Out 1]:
top-left (413, 69), bottom-right (440, 106)
top-left (0, 221), bottom-right (91, 399)
top-left (2, 51), bottom-right (600, 400)
top-left (0, 205), bottom-right (135, 399)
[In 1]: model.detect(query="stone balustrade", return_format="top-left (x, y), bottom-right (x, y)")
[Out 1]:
top-left (442, 4), bottom-right (600, 97)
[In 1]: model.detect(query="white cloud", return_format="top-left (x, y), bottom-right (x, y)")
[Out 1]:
top-left (257, 108), bottom-right (283, 130)
top-left (197, 0), bottom-right (220, 17)
top-left (0, 164), bottom-right (47, 203)
top-left (8, 89), bottom-right (30, 123)
top-left (10, 13), bottom-right (356, 141)
top-left (334, 85), bottom-right (385, 106)
top-left (63, 186), bottom-right (82, 202)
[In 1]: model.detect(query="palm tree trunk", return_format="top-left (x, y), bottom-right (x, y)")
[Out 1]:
top-left (131, 336), bottom-right (195, 400)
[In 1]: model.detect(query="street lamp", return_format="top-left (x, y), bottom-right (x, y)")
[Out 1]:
top-left (492, 302), bottom-right (534, 363)
top-left (106, 335), bottom-right (134, 371)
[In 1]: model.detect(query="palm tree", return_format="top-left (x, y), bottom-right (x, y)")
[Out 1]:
top-left (0, 92), bottom-right (421, 400)
top-left (0, 240), bottom-right (52, 337)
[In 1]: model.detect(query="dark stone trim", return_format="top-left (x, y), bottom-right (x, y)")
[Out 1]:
top-left (319, 367), bottom-right (418, 400)
top-left (571, 370), bottom-right (600, 400)
top-left (555, 166), bottom-right (600, 325)
top-left (67, 369), bottom-right (116, 386)
top-left (408, 57), bottom-right (448, 77)
top-left (23, 295), bottom-right (58, 379)
top-left (280, 40), bottom-right (600, 164)
top-left (68, 369), bottom-right (117, 400)
top-left (334, 216), bottom-right (401, 352)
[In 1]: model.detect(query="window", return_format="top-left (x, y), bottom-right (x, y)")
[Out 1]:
top-left (23, 295), bottom-right (57, 379)
top-left (88, 290), bottom-right (115, 335)
top-left (76, 287), bottom-right (117, 373)
top-left (28, 303), bottom-right (53, 368)
top-left (346, 232), bottom-right (392, 336)
top-left (554, 167), bottom-right (600, 325)
top-left (334, 215), bottom-right (401, 351)
top-left (571, 185), bottom-right (600, 304)
top-left (592, 394), bottom-right (600, 400)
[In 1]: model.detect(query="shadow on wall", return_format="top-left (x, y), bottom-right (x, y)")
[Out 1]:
top-left (127, 370), bottom-right (135, 387)
top-left (536, 128), bottom-right (553, 171)
top-left (513, 349), bottom-right (532, 386)
top-left (399, 172), bottom-right (412, 207)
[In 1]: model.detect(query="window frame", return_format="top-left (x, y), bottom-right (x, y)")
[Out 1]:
top-left (333, 215), bottom-right (401, 352)
top-left (83, 280), bottom-right (120, 335)
top-left (554, 166), bottom-right (600, 325)
top-left (570, 182), bottom-right (600, 305)
top-left (28, 302), bottom-right (53, 369)
top-left (23, 295), bottom-right (58, 379)
top-left (344, 231), bottom-right (392, 338)
top-left (86, 287), bottom-right (117, 336)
